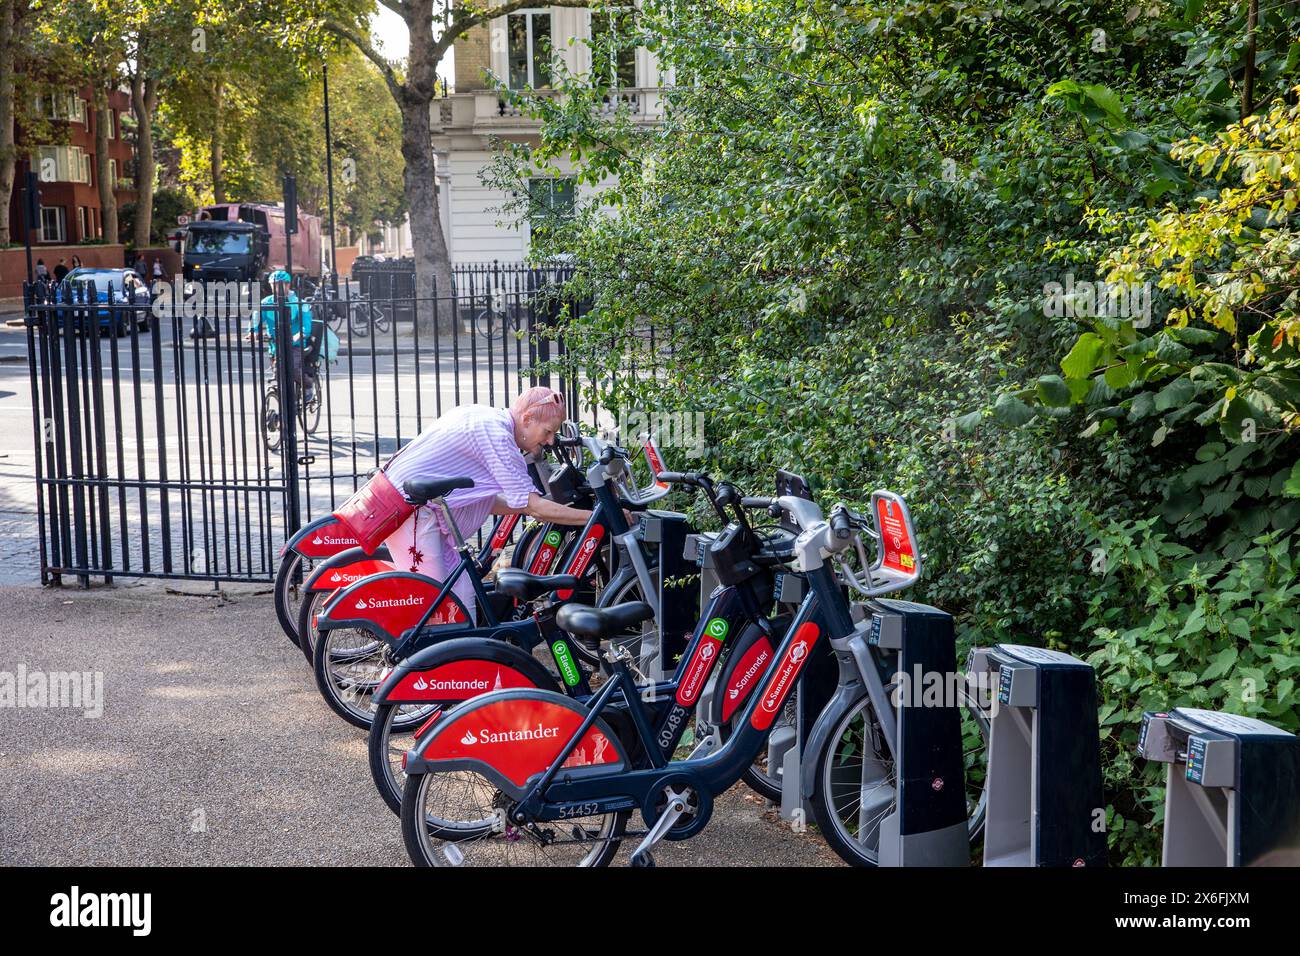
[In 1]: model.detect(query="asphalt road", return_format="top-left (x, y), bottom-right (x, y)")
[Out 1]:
top-left (0, 582), bottom-right (844, 867)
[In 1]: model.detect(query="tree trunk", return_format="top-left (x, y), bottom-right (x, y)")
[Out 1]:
top-left (401, 95), bottom-right (453, 333)
top-left (0, 0), bottom-right (17, 247)
top-left (211, 80), bottom-right (225, 203)
top-left (403, 0), bottom-right (453, 333)
top-left (131, 72), bottom-right (158, 248)
top-left (94, 86), bottom-right (118, 243)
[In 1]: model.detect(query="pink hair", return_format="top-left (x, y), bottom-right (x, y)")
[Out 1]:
top-left (511, 386), bottom-right (567, 425)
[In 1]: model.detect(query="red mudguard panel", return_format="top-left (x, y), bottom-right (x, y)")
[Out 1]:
top-left (385, 660), bottom-right (538, 704)
top-left (721, 635), bottom-right (775, 723)
top-left (290, 516), bottom-right (362, 558)
top-left (750, 623), bottom-right (821, 731)
top-left (423, 695), bottom-right (622, 787)
top-left (324, 572), bottom-right (467, 637)
top-left (307, 559), bottom-right (394, 592)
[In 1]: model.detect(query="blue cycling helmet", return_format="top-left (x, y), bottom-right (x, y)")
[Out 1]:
top-left (269, 269), bottom-right (292, 284)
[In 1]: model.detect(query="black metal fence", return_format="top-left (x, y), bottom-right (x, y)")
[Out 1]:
top-left (22, 262), bottom-right (595, 585)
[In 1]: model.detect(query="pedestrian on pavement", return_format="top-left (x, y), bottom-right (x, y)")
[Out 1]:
top-left (380, 388), bottom-right (595, 622)
top-left (35, 259), bottom-right (48, 281)
top-left (151, 257), bottom-right (164, 281)
top-left (71, 255), bottom-right (83, 269)
top-left (53, 258), bottom-right (69, 282)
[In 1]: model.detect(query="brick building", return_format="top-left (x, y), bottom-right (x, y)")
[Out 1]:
top-left (6, 85), bottom-right (138, 247)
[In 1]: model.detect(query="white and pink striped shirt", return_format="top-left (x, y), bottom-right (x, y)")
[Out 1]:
top-left (384, 404), bottom-right (536, 541)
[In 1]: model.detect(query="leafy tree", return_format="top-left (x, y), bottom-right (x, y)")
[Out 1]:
top-left (490, 0), bottom-right (1300, 862)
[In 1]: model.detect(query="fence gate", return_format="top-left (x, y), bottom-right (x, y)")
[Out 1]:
top-left (23, 262), bottom-right (590, 586)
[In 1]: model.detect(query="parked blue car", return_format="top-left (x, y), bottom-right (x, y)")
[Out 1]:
top-left (58, 268), bottom-right (151, 336)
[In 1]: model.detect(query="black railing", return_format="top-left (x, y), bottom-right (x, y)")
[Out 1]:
top-left (22, 262), bottom-right (595, 585)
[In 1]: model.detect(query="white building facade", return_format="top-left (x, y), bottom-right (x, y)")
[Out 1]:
top-left (433, 4), bottom-right (663, 263)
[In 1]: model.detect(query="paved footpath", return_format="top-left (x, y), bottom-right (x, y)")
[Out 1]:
top-left (0, 582), bottom-right (843, 867)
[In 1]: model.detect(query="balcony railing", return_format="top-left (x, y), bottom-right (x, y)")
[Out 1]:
top-left (433, 88), bottom-right (664, 132)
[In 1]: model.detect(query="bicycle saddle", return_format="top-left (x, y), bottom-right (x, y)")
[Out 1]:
top-left (403, 476), bottom-right (474, 506)
top-left (495, 569), bottom-right (580, 602)
top-left (557, 601), bottom-right (654, 641)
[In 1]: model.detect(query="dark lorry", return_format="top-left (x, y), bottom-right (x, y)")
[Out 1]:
top-left (182, 202), bottom-right (322, 285)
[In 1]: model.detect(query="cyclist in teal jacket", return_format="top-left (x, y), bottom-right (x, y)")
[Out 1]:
top-left (249, 269), bottom-right (315, 398)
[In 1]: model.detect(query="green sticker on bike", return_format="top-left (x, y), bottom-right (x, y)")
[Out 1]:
top-left (552, 641), bottom-right (580, 686)
top-left (545, 530), bottom-right (563, 547)
top-left (705, 617), bottom-right (729, 641)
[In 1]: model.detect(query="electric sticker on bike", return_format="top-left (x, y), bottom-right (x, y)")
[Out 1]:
top-left (556, 525), bottom-right (606, 600)
top-left (528, 529), bottom-right (564, 575)
top-left (385, 659), bottom-right (536, 704)
top-left (675, 617), bottom-right (730, 707)
top-left (720, 635), bottom-right (775, 722)
top-left (750, 622), bottom-right (821, 731)
top-left (488, 513), bottom-right (520, 553)
top-left (420, 696), bottom-right (623, 787)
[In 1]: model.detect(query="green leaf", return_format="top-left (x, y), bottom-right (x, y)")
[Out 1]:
top-left (1061, 333), bottom-right (1105, 378)
top-left (1201, 646), bottom-right (1238, 682)
top-left (1285, 461), bottom-right (1300, 498)
top-left (1155, 376), bottom-right (1196, 411)
top-left (1104, 363), bottom-right (1137, 389)
top-left (1082, 83), bottom-right (1127, 127)
top-left (1036, 374), bottom-right (1073, 406)
top-left (993, 392), bottom-right (1036, 427)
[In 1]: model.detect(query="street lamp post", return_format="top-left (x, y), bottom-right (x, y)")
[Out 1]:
top-left (323, 62), bottom-right (340, 296)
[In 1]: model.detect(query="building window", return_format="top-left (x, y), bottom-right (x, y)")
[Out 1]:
top-left (107, 112), bottom-right (116, 139)
top-left (39, 206), bottom-right (66, 243)
top-left (506, 11), bottom-right (552, 89)
top-left (110, 159), bottom-right (118, 185)
top-left (35, 145), bottom-right (91, 184)
top-left (78, 207), bottom-right (87, 241)
top-left (590, 7), bottom-right (637, 89)
top-left (528, 177), bottom-right (575, 244)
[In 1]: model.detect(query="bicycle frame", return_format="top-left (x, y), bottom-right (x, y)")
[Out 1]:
top-left (408, 563), bottom-right (836, 812)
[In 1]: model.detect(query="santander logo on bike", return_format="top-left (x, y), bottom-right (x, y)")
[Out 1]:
top-left (728, 648), bottom-right (771, 700)
top-left (751, 623), bottom-right (820, 730)
top-left (457, 723), bottom-right (562, 746)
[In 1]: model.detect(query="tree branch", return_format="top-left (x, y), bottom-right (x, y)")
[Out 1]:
top-left (326, 20), bottom-right (405, 102)
top-left (377, 0), bottom-right (405, 15)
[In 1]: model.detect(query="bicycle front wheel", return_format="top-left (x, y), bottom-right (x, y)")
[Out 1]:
top-left (400, 769), bottom-right (627, 867)
top-left (263, 386), bottom-right (282, 454)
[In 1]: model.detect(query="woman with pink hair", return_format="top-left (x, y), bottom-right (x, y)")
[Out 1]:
top-left (382, 387), bottom-right (592, 621)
